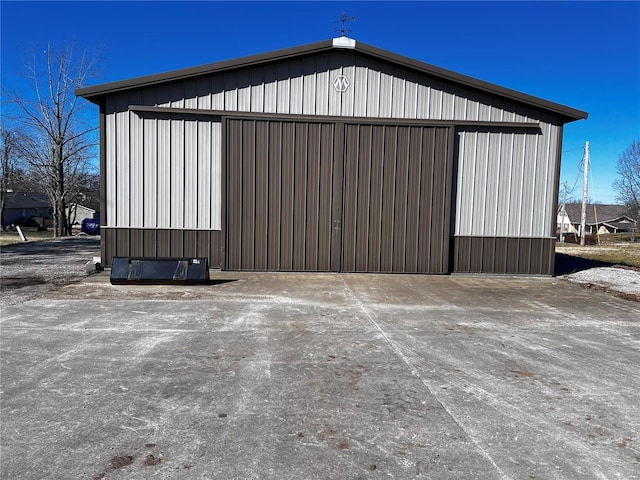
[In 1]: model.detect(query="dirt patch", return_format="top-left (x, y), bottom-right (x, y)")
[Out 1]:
top-left (110, 455), bottom-right (134, 469)
top-left (1, 277), bottom-right (49, 289)
top-left (143, 454), bottom-right (162, 466)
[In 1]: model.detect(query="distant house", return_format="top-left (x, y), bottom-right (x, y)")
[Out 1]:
top-left (557, 203), bottom-right (637, 236)
top-left (67, 203), bottom-right (100, 226)
top-left (1, 192), bottom-right (53, 228)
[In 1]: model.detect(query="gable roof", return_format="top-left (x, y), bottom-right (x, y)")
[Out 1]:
top-left (76, 38), bottom-right (588, 124)
top-left (562, 203), bottom-right (637, 225)
top-left (3, 192), bottom-right (51, 210)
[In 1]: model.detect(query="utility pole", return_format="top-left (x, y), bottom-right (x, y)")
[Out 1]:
top-left (580, 141), bottom-right (590, 246)
top-left (560, 181), bottom-right (568, 243)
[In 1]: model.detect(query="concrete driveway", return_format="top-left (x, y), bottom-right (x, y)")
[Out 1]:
top-left (1, 241), bottom-right (639, 479)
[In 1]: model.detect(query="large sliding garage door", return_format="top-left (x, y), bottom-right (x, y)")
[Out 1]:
top-left (226, 118), bottom-right (452, 273)
top-left (341, 124), bottom-right (452, 273)
top-left (226, 119), bottom-right (343, 271)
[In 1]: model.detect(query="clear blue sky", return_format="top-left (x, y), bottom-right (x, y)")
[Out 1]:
top-left (2, 1), bottom-right (639, 204)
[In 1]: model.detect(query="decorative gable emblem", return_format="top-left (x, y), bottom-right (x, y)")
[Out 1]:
top-left (332, 75), bottom-right (350, 92)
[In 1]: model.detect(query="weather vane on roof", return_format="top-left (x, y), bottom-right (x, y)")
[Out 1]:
top-left (335, 12), bottom-right (355, 37)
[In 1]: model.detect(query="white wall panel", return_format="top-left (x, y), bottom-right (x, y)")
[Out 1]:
top-left (184, 120), bottom-right (198, 228)
top-left (104, 49), bottom-right (563, 239)
top-left (391, 75), bottom-right (405, 118)
top-left (366, 69), bottom-right (380, 117)
top-left (378, 71), bottom-right (393, 117)
top-left (340, 64), bottom-right (355, 117)
top-left (237, 71), bottom-right (250, 112)
top-left (276, 78), bottom-right (290, 114)
top-left (328, 65), bottom-right (343, 116)
top-left (403, 76), bottom-right (418, 119)
top-left (170, 119), bottom-right (185, 228)
top-left (143, 117), bottom-right (157, 227)
top-left (157, 118), bottom-right (171, 228)
top-left (495, 133), bottom-right (513, 235)
top-left (211, 122), bottom-right (222, 230)
top-left (105, 97), bottom-right (117, 227)
top-left (353, 64), bottom-right (368, 117)
top-left (510, 134), bottom-right (525, 235)
top-left (455, 126), bottom-right (561, 238)
top-left (196, 121), bottom-right (211, 229)
top-left (471, 132), bottom-right (488, 234)
top-left (115, 107), bottom-right (129, 227)
top-left (416, 84), bottom-right (430, 119)
top-left (129, 111), bottom-right (144, 228)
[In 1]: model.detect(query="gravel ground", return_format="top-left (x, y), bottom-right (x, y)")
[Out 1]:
top-left (0, 236), bottom-right (100, 307)
top-left (1, 236), bottom-right (639, 306)
top-left (564, 266), bottom-right (640, 301)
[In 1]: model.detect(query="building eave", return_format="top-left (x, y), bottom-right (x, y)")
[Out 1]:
top-left (76, 38), bottom-right (588, 124)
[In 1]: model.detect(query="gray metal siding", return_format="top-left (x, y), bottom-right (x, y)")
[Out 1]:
top-left (131, 51), bottom-right (547, 123)
top-left (454, 123), bottom-right (559, 238)
top-left (104, 50), bottom-right (562, 238)
top-left (102, 228), bottom-right (224, 268)
top-left (104, 94), bottom-right (222, 231)
top-left (99, 47), bottom-right (566, 273)
top-left (452, 237), bottom-right (555, 275)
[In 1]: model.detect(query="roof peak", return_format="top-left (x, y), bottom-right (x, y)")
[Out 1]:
top-left (332, 36), bottom-right (356, 49)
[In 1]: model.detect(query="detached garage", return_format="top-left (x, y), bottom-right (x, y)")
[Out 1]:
top-left (76, 37), bottom-right (587, 275)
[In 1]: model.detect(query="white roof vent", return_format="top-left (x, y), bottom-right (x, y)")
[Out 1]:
top-left (333, 36), bottom-right (356, 49)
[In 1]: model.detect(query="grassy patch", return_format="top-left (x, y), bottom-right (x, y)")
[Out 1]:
top-left (556, 242), bottom-right (640, 269)
top-left (0, 229), bottom-right (55, 247)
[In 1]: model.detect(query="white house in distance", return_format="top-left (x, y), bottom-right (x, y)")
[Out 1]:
top-left (557, 203), bottom-right (637, 236)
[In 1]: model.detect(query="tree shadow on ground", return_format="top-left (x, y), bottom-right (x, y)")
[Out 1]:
top-left (555, 253), bottom-right (615, 276)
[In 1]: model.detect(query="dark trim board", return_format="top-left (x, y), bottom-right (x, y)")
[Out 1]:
top-left (128, 105), bottom-right (542, 131)
top-left (452, 236), bottom-right (555, 275)
top-left (102, 228), bottom-right (224, 268)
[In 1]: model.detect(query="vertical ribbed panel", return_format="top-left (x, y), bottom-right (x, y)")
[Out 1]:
top-left (102, 228), bottom-right (224, 268)
top-left (101, 48), bottom-right (566, 276)
top-left (170, 118), bottom-right (184, 228)
top-left (226, 119), bottom-right (338, 271)
top-left (454, 126), bottom-right (561, 238)
top-left (135, 50), bottom-right (551, 124)
top-left (227, 119), bottom-right (451, 273)
top-left (340, 125), bottom-right (452, 273)
top-left (157, 118), bottom-right (171, 228)
top-left (106, 91), bottom-right (222, 231)
top-left (452, 237), bottom-right (554, 275)
top-left (143, 116), bottom-right (157, 228)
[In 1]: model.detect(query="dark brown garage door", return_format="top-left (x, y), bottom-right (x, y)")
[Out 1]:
top-left (342, 124), bottom-right (452, 273)
top-left (226, 118), bottom-right (452, 273)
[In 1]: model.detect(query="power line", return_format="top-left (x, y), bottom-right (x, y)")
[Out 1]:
top-left (563, 146), bottom-right (585, 153)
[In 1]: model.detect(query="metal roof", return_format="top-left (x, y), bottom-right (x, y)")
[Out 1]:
top-left (75, 38), bottom-right (588, 123)
top-left (562, 203), bottom-right (637, 225)
top-left (3, 191), bottom-right (51, 209)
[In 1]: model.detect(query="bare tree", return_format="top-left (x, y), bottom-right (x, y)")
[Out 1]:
top-left (0, 124), bottom-right (18, 230)
top-left (4, 43), bottom-right (99, 236)
top-left (613, 139), bottom-right (640, 241)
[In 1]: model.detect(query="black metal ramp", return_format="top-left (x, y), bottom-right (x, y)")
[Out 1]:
top-left (110, 257), bottom-right (210, 285)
